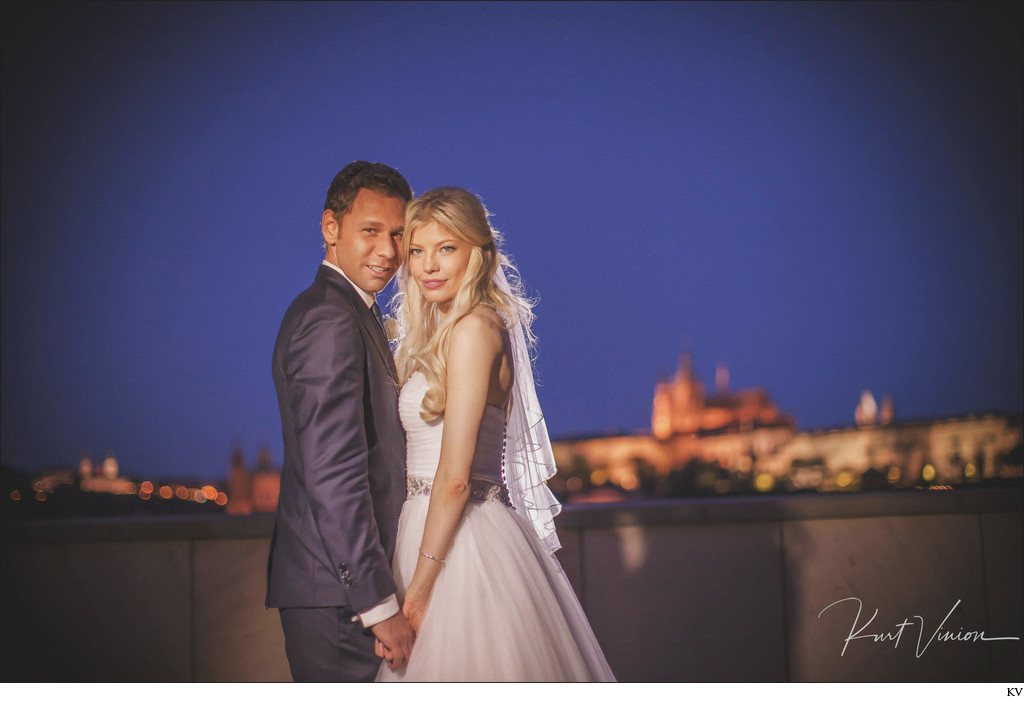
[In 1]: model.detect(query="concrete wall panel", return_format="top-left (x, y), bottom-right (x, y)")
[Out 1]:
top-left (583, 520), bottom-right (787, 682)
top-left (5, 541), bottom-right (191, 681)
top-left (784, 514), bottom-right (990, 681)
top-left (193, 538), bottom-right (290, 681)
top-left (980, 511), bottom-right (1024, 680)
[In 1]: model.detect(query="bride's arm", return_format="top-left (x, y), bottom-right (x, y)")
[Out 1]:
top-left (401, 311), bottom-right (503, 630)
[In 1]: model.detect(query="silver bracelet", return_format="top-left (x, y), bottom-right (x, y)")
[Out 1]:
top-left (419, 550), bottom-right (447, 564)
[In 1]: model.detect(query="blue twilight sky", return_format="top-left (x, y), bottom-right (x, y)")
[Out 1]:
top-left (2, 2), bottom-right (1021, 482)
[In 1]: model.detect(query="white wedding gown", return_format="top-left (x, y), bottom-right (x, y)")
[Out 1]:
top-left (377, 371), bottom-right (615, 682)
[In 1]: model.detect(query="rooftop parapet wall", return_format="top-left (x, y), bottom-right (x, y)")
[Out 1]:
top-left (3, 487), bottom-right (1021, 682)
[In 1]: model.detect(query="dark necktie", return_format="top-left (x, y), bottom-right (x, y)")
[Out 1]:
top-left (371, 300), bottom-right (386, 334)
top-left (371, 300), bottom-right (397, 379)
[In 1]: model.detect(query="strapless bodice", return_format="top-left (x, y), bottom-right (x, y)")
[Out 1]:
top-left (400, 371), bottom-right (506, 484)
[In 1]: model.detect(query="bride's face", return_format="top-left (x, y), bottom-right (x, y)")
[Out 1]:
top-left (407, 221), bottom-right (473, 309)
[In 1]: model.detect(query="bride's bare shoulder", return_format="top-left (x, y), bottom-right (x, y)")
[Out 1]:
top-left (450, 306), bottom-right (503, 351)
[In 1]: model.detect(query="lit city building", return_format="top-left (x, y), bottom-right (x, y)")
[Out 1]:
top-left (551, 353), bottom-right (1023, 501)
top-left (78, 452), bottom-right (137, 495)
top-left (225, 446), bottom-right (281, 515)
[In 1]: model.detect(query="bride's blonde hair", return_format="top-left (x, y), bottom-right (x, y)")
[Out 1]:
top-left (392, 186), bottom-right (534, 421)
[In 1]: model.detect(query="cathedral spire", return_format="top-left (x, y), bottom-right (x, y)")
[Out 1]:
top-left (716, 362), bottom-right (730, 395)
top-left (678, 351), bottom-right (694, 381)
top-left (855, 390), bottom-right (878, 426)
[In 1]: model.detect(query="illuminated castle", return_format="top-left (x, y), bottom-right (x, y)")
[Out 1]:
top-left (551, 352), bottom-right (1023, 499)
top-left (652, 354), bottom-right (793, 438)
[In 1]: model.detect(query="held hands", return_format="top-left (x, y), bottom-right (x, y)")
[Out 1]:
top-left (371, 611), bottom-right (416, 670)
top-left (371, 540), bottom-right (443, 667)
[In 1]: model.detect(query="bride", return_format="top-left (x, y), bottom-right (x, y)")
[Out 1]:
top-left (375, 187), bottom-right (615, 682)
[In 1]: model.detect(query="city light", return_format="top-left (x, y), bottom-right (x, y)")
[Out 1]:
top-left (8, 452), bottom-right (242, 515)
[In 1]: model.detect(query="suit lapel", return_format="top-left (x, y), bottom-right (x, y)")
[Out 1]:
top-left (316, 266), bottom-right (398, 389)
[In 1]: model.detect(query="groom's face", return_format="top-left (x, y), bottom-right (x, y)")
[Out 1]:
top-left (323, 188), bottom-right (405, 295)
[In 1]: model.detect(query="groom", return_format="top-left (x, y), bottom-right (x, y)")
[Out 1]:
top-left (267, 161), bottom-right (414, 681)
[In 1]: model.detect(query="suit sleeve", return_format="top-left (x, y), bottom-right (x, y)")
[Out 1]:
top-left (284, 304), bottom-right (396, 612)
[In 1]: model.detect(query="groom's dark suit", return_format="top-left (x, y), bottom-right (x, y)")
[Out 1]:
top-left (267, 264), bottom-right (405, 681)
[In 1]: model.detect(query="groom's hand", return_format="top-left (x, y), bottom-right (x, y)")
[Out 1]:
top-left (371, 610), bottom-right (415, 669)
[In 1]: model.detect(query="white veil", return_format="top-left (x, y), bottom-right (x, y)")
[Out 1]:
top-left (494, 267), bottom-right (562, 554)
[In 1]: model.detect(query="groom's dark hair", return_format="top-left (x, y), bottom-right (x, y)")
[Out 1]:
top-left (324, 161), bottom-right (413, 219)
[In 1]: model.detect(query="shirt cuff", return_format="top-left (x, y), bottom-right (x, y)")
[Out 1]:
top-left (354, 594), bottom-right (399, 628)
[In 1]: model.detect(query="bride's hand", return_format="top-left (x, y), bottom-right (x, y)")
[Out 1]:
top-left (402, 588), bottom-right (429, 634)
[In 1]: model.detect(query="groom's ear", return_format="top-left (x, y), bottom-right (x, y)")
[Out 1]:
top-left (321, 209), bottom-right (339, 248)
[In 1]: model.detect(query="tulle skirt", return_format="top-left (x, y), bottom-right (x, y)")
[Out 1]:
top-left (376, 495), bottom-right (615, 682)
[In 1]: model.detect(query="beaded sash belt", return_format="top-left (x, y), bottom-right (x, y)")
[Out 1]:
top-left (407, 475), bottom-right (512, 507)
